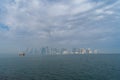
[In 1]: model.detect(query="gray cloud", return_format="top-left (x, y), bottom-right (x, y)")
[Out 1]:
top-left (0, 0), bottom-right (120, 53)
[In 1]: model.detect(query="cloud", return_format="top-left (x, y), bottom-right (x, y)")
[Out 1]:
top-left (0, 0), bottom-right (120, 53)
top-left (2, 0), bottom-right (98, 37)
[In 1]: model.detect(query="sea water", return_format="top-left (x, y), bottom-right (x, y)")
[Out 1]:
top-left (0, 54), bottom-right (120, 80)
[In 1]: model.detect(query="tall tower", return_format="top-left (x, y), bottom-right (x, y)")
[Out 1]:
top-left (94, 49), bottom-right (98, 54)
top-left (41, 47), bottom-right (47, 55)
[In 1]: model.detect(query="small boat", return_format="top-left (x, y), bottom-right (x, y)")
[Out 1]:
top-left (19, 52), bottom-right (25, 56)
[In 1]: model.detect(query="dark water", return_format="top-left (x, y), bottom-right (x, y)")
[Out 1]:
top-left (0, 54), bottom-right (120, 80)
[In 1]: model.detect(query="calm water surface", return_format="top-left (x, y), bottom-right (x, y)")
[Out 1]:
top-left (0, 54), bottom-right (120, 80)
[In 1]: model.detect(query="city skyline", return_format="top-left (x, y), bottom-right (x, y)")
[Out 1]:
top-left (0, 0), bottom-right (120, 53)
top-left (19, 47), bottom-right (98, 55)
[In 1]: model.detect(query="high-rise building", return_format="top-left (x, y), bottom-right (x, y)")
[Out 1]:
top-left (60, 48), bottom-right (68, 55)
top-left (80, 48), bottom-right (86, 54)
top-left (86, 48), bottom-right (92, 54)
top-left (77, 48), bottom-right (81, 54)
top-left (72, 48), bottom-right (77, 54)
top-left (94, 49), bottom-right (98, 54)
top-left (41, 47), bottom-right (47, 55)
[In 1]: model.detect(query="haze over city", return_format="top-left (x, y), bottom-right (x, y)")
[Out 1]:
top-left (0, 0), bottom-right (120, 53)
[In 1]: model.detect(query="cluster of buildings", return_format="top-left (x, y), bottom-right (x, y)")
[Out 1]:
top-left (20, 47), bottom-right (98, 55)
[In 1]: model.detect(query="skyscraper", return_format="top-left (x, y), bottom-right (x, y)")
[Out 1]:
top-left (80, 48), bottom-right (86, 54)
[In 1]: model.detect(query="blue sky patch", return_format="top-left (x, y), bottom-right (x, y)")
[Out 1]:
top-left (0, 23), bottom-right (9, 31)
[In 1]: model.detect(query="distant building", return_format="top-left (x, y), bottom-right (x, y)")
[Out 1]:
top-left (20, 47), bottom-right (99, 55)
top-left (61, 48), bottom-right (69, 55)
top-left (41, 47), bottom-right (47, 55)
top-left (80, 48), bottom-right (86, 54)
top-left (78, 48), bottom-right (81, 54)
top-left (94, 49), bottom-right (98, 54)
top-left (72, 48), bottom-right (78, 54)
top-left (86, 48), bottom-right (92, 54)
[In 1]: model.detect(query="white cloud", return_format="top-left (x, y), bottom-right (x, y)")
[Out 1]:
top-left (105, 11), bottom-right (114, 15)
top-left (0, 0), bottom-right (120, 51)
top-left (71, 2), bottom-right (94, 15)
top-left (3, 0), bottom-right (97, 35)
top-left (48, 3), bottom-right (69, 16)
top-left (94, 15), bottom-right (104, 20)
top-left (72, 0), bottom-right (87, 4)
top-left (95, 9), bottom-right (114, 15)
top-left (94, 1), bottom-right (120, 16)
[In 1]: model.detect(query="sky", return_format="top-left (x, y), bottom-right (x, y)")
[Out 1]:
top-left (0, 0), bottom-right (120, 53)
